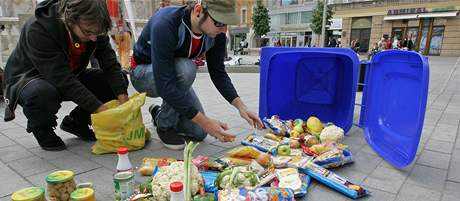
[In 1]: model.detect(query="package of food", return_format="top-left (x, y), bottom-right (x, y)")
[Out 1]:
top-left (255, 153), bottom-right (273, 167)
top-left (46, 170), bottom-right (77, 201)
top-left (138, 157), bottom-right (177, 176)
top-left (314, 149), bottom-right (353, 169)
top-left (272, 156), bottom-right (292, 168)
top-left (302, 161), bottom-right (370, 199)
top-left (215, 167), bottom-right (260, 189)
top-left (257, 172), bottom-right (276, 187)
top-left (227, 146), bottom-right (262, 159)
top-left (203, 159), bottom-right (228, 171)
top-left (301, 145), bottom-right (318, 157)
top-left (200, 171), bottom-right (219, 193)
top-left (249, 160), bottom-right (267, 176)
top-left (287, 156), bottom-right (313, 169)
top-left (275, 168), bottom-right (302, 193)
top-left (193, 155), bottom-right (209, 170)
top-left (272, 173), bottom-right (311, 198)
top-left (289, 148), bottom-right (303, 156)
top-left (303, 135), bottom-right (320, 147)
top-left (217, 187), bottom-right (295, 201)
top-left (241, 135), bottom-right (279, 155)
top-left (220, 157), bottom-right (252, 167)
top-left (262, 115), bottom-right (290, 136)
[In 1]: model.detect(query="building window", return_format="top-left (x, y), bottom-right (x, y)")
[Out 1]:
top-left (287, 12), bottom-right (299, 24)
top-left (301, 11), bottom-right (312, 23)
top-left (241, 8), bottom-right (247, 24)
top-left (282, 0), bottom-right (299, 5)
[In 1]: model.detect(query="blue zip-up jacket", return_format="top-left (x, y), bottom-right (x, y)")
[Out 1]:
top-left (133, 6), bottom-right (238, 119)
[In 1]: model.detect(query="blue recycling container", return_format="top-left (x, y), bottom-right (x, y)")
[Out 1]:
top-left (259, 48), bottom-right (429, 168)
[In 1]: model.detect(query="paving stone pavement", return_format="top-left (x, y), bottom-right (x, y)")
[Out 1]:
top-left (0, 56), bottom-right (459, 200)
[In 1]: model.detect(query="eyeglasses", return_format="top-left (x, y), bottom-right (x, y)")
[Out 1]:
top-left (77, 23), bottom-right (106, 37)
top-left (208, 14), bottom-right (226, 28)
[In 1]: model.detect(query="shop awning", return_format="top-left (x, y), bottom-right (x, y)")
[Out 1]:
top-left (384, 14), bottom-right (418, 21)
top-left (418, 11), bottom-right (458, 18)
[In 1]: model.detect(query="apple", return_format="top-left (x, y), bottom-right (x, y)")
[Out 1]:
top-left (277, 144), bottom-right (291, 156)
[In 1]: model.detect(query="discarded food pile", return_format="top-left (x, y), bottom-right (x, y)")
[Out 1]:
top-left (134, 115), bottom-right (370, 201)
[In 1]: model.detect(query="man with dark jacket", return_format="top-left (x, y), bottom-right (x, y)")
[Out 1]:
top-left (130, 0), bottom-right (263, 150)
top-left (2, 0), bottom-right (128, 151)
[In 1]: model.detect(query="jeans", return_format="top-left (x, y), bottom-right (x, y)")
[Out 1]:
top-left (18, 68), bottom-right (123, 132)
top-left (129, 58), bottom-right (206, 141)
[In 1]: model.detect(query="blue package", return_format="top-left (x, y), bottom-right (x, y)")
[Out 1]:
top-left (262, 116), bottom-right (290, 136)
top-left (218, 187), bottom-right (295, 201)
top-left (314, 149), bottom-right (354, 169)
top-left (241, 135), bottom-right (279, 155)
top-left (200, 171), bottom-right (219, 193)
top-left (301, 162), bottom-right (370, 199)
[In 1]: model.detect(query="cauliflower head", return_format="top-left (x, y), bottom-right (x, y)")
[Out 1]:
top-left (150, 161), bottom-right (202, 201)
top-left (320, 125), bottom-right (344, 143)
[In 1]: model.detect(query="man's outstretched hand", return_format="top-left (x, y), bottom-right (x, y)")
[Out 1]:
top-left (192, 112), bottom-right (236, 142)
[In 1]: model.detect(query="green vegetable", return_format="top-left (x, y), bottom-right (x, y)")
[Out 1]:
top-left (184, 141), bottom-right (200, 201)
top-left (215, 169), bottom-right (232, 189)
top-left (193, 193), bottom-right (215, 201)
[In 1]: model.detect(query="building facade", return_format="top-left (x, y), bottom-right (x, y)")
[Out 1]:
top-left (332, 0), bottom-right (460, 56)
top-left (267, 0), bottom-right (316, 47)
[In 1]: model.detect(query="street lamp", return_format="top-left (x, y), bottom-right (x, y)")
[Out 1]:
top-left (320, 0), bottom-right (327, 47)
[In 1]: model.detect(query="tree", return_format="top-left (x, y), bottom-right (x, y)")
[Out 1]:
top-left (310, 0), bottom-right (334, 46)
top-left (252, 0), bottom-right (270, 46)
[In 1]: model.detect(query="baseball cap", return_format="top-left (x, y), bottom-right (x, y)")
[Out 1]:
top-left (202, 0), bottom-right (239, 25)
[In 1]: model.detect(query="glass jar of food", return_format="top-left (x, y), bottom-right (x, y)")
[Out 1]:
top-left (11, 187), bottom-right (47, 201)
top-left (70, 188), bottom-right (96, 201)
top-left (46, 170), bottom-right (76, 201)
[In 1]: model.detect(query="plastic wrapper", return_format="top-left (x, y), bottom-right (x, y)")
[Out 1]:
top-left (262, 115), bottom-right (290, 136)
top-left (193, 155), bottom-right (209, 170)
top-left (227, 146), bottom-right (262, 159)
top-left (200, 171), bottom-right (219, 193)
top-left (220, 157), bottom-right (252, 167)
top-left (309, 142), bottom-right (348, 155)
top-left (274, 168), bottom-right (302, 193)
top-left (272, 173), bottom-right (311, 198)
top-left (272, 156), bottom-right (292, 168)
top-left (287, 156), bottom-right (313, 169)
top-left (314, 149), bottom-right (353, 169)
top-left (257, 172), bottom-right (276, 187)
top-left (301, 161), bottom-right (370, 199)
top-left (138, 157), bottom-right (176, 176)
top-left (215, 167), bottom-right (260, 189)
top-left (248, 160), bottom-right (267, 176)
top-left (203, 159), bottom-right (228, 171)
top-left (217, 187), bottom-right (295, 201)
top-left (241, 135), bottom-right (279, 155)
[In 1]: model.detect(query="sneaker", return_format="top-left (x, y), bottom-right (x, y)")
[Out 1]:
top-left (60, 116), bottom-right (96, 141)
top-left (148, 104), bottom-right (161, 127)
top-left (32, 128), bottom-right (66, 151)
top-left (156, 127), bottom-right (185, 150)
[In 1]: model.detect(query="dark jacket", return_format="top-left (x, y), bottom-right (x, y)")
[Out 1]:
top-left (133, 6), bottom-right (238, 119)
top-left (2, 0), bottom-right (127, 121)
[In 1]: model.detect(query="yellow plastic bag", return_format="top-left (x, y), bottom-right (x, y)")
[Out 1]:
top-left (91, 93), bottom-right (150, 154)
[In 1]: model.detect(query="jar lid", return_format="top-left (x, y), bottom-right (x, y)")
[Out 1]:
top-left (46, 170), bottom-right (75, 184)
top-left (70, 188), bottom-right (94, 201)
top-left (11, 187), bottom-right (45, 201)
top-left (117, 147), bottom-right (128, 154)
top-left (170, 181), bottom-right (183, 192)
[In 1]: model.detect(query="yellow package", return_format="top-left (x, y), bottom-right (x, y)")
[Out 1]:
top-left (91, 93), bottom-right (150, 154)
top-left (227, 146), bottom-right (262, 159)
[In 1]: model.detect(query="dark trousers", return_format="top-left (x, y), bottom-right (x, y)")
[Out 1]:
top-left (18, 68), bottom-right (125, 132)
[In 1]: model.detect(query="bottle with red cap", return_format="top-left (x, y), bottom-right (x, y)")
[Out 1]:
top-left (169, 181), bottom-right (185, 201)
top-left (116, 147), bottom-right (133, 172)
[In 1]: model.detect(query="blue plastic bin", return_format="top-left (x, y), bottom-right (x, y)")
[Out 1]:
top-left (259, 48), bottom-right (429, 168)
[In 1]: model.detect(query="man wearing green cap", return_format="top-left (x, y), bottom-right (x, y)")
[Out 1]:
top-left (130, 0), bottom-right (263, 149)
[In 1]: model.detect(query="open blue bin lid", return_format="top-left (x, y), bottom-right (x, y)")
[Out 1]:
top-left (360, 50), bottom-right (429, 168)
